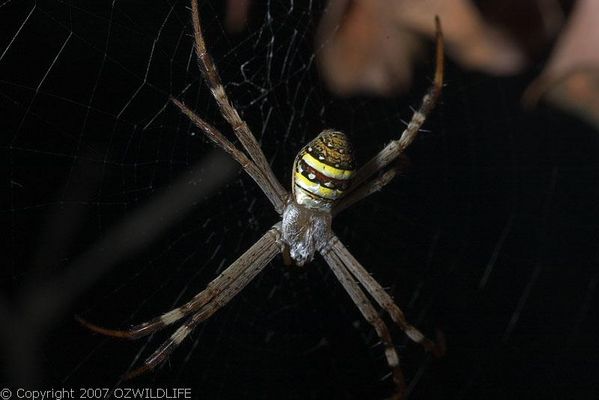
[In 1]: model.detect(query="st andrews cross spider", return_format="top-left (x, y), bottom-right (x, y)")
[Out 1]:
top-left (78, 1), bottom-right (445, 398)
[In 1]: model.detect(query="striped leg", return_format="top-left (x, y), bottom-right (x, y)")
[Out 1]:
top-left (333, 155), bottom-right (409, 216)
top-left (348, 17), bottom-right (444, 193)
top-left (125, 232), bottom-right (281, 379)
top-left (173, 99), bottom-right (288, 213)
top-left (321, 245), bottom-right (405, 399)
top-left (188, 0), bottom-right (287, 211)
top-left (327, 236), bottom-right (443, 357)
top-left (78, 226), bottom-right (282, 340)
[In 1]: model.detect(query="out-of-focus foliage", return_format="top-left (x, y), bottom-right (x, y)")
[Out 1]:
top-left (226, 0), bottom-right (599, 129)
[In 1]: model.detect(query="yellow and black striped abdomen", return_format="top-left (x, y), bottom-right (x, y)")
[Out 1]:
top-left (293, 130), bottom-right (355, 210)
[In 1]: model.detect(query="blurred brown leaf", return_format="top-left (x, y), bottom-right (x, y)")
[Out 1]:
top-left (223, 0), bottom-right (598, 128)
top-left (525, 0), bottom-right (599, 128)
top-left (226, 0), bottom-right (251, 33)
top-left (316, 0), bottom-right (527, 96)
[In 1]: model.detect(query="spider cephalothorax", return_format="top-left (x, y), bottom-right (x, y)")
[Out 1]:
top-left (78, 1), bottom-right (444, 397)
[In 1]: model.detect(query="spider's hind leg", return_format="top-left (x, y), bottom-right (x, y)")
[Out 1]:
top-left (348, 16), bottom-right (444, 194)
top-left (333, 154), bottom-right (411, 215)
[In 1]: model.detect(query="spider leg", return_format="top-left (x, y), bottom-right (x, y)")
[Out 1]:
top-left (172, 98), bottom-right (287, 213)
top-left (348, 17), bottom-right (444, 193)
top-left (188, 0), bottom-right (287, 209)
top-left (125, 230), bottom-right (281, 379)
top-left (123, 315), bottom-right (198, 379)
top-left (326, 236), bottom-right (444, 357)
top-left (78, 226), bottom-right (282, 340)
top-left (321, 244), bottom-right (406, 399)
top-left (333, 155), bottom-right (409, 216)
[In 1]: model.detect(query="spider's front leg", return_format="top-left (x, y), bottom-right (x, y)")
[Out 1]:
top-left (123, 226), bottom-right (282, 378)
top-left (321, 244), bottom-right (406, 399)
top-left (320, 235), bottom-right (445, 399)
top-left (78, 225), bottom-right (283, 378)
top-left (328, 236), bottom-right (445, 357)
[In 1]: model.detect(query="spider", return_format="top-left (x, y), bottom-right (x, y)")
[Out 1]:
top-left (78, 1), bottom-right (445, 398)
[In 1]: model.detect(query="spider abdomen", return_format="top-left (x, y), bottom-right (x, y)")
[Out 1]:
top-left (292, 130), bottom-right (355, 210)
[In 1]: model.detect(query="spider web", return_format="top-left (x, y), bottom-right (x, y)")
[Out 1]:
top-left (2, 1), bottom-right (599, 399)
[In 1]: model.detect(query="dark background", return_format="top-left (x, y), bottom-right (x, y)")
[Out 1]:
top-left (1, 1), bottom-right (598, 399)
